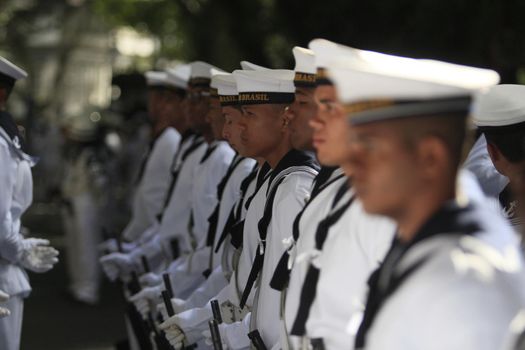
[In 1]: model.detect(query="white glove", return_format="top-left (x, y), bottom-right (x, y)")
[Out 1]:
top-left (21, 238), bottom-right (50, 250)
top-left (129, 285), bottom-right (162, 319)
top-left (157, 297), bottom-right (186, 320)
top-left (98, 238), bottom-right (137, 254)
top-left (203, 319), bottom-right (252, 350)
top-left (99, 252), bottom-right (135, 281)
top-left (203, 325), bottom-right (229, 350)
top-left (159, 317), bottom-right (204, 350)
top-left (0, 307), bottom-right (9, 318)
top-left (20, 239), bottom-right (59, 273)
top-left (139, 272), bottom-right (162, 287)
top-left (162, 322), bottom-right (186, 350)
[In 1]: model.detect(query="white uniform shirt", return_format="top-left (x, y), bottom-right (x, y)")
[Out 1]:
top-left (254, 171), bottom-right (316, 349)
top-left (180, 157), bottom-right (257, 309)
top-left (167, 166), bottom-right (265, 344)
top-left (231, 176), bottom-right (270, 308)
top-left (212, 157), bottom-right (257, 267)
top-left (305, 194), bottom-right (395, 350)
top-left (0, 130), bottom-right (33, 297)
top-left (158, 136), bottom-right (207, 254)
top-left (363, 212), bottom-right (525, 350)
top-left (463, 134), bottom-right (508, 199)
top-left (167, 141), bottom-right (235, 297)
top-left (281, 173), bottom-right (347, 349)
top-left (122, 127), bottom-right (181, 241)
top-left (191, 141), bottom-right (236, 251)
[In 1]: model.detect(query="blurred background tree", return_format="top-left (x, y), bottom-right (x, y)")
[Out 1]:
top-left (90, 0), bottom-right (525, 81)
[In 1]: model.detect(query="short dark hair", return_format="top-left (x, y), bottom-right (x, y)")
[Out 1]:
top-left (397, 113), bottom-right (469, 170)
top-left (0, 80), bottom-right (13, 99)
top-left (148, 86), bottom-right (186, 99)
top-left (483, 123), bottom-right (525, 163)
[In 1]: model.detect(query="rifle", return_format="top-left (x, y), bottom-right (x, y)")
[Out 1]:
top-left (137, 256), bottom-right (172, 350)
top-left (248, 330), bottom-right (268, 350)
top-left (208, 299), bottom-right (224, 350)
top-left (161, 291), bottom-right (197, 350)
top-left (311, 338), bottom-right (326, 350)
top-left (141, 256), bottom-right (151, 274)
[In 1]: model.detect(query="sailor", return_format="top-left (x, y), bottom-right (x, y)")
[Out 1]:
top-left (101, 62), bottom-right (210, 294)
top-left (267, 45), bottom-right (349, 350)
top-left (161, 67), bottom-right (319, 349)
top-left (463, 133), bottom-right (508, 199)
top-left (99, 67), bottom-right (190, 280)
top-left (167, 70), bottom-right (257, 311)
top-left (162, 62), bottom-right (281, 315)
top-left (0, 55), bottom-right (59, 350)
top-left (61, 110), bottom-right (108, 304)
top-left (290, 39), bottom-right (396, 350)
top-left (473, 86), bottom-right (525, 350)
top-left (128, 62), bottom-right (238, 319)
top-left (469, 84), bottom-right (525, 229)
top-left (152, 62), bottom-right (270, 338)
top-left (118, 69), bottom-right (183, 243)
top-left (159, 62), bottom-right (236, 298)
top-left (323, 44), bottom-right (525, 350)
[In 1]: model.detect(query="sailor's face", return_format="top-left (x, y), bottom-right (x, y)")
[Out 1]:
top-left (207, 97), bottom-right (225, 140)
top-left (287, 87), bottom-right (317, 151)
top-left (310, 85), bottom-right (352, 166)
top-left (222, 106), bottom-right (245, 154)
top-left (147, 89), bottom-right (163, 123)
top-left (187, 86), bottom-right (210, 132)
top-left (239, 104), bottom-right (286, 159)
top-left (348, 121), bottom-right (417, 217)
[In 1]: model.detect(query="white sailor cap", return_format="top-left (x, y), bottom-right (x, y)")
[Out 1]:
top-left (166, 64), bottom-right (191, 90)
top-left (145, 71), bottom-right (169, 87)
top-left (309, 39), bottom-right (347, 85)
top-left (0, 56), bottom-right (27, 87)
top-left (472, 84), bottom-right (525, 128)
top-left (211, 70), bottom-right (238, 106)
top-left (233, 69), bottom-right (295, 105)
top-left (240, 61), bottom-right (270, 71)
top-left (189, 61), bottom-right (219, 87)
top-left (321, 43), bottom-right (500, 125)
top-left (293, 47), bottom-right (317, 88)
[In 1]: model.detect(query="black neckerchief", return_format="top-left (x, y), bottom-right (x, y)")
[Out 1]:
top-left (0, 110), bottom-right (25, 151)
top-left (156, 135), bottom-right (205, 221)
top-left (290, 182), bottom-right (354, 335)
top-left (244, 162), bottom-right (272, 211)
top-left (135, 127), bottom-right (169, 186)
top-left (310, 166), bottom-right (338, 197)
top-left (230, 164), bottom-right (271, 250)
top-left (239, 149), bottom-right (320, 308)
top-left (205, 155), bottom-right (246, 248)
top-left (180, 129), bottom-right (195, 143)
top-left (215, 163), bottom-right (259, 252)
top-left (266, 149), bottom-right (320, 190)
top-left (200, 142), bottom-right (219, 164)
top-left (270, 168), bottom-right (346, 291)
top-left (354, 201), bottom-right (482, 348)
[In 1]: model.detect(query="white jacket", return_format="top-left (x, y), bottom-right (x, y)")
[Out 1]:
top-left (122, 127), bottom-right (181, 241)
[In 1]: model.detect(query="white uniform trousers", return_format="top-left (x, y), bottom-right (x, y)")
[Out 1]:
top-left (63, 192), bottom-right (101, 303)
top-left (0, 294), bottom-right (23, 350)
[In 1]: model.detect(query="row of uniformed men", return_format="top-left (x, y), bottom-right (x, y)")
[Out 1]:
top-left (92, 38), bottom-right (525, 350)
top-left (0, 57), bottom-right (60, 350)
